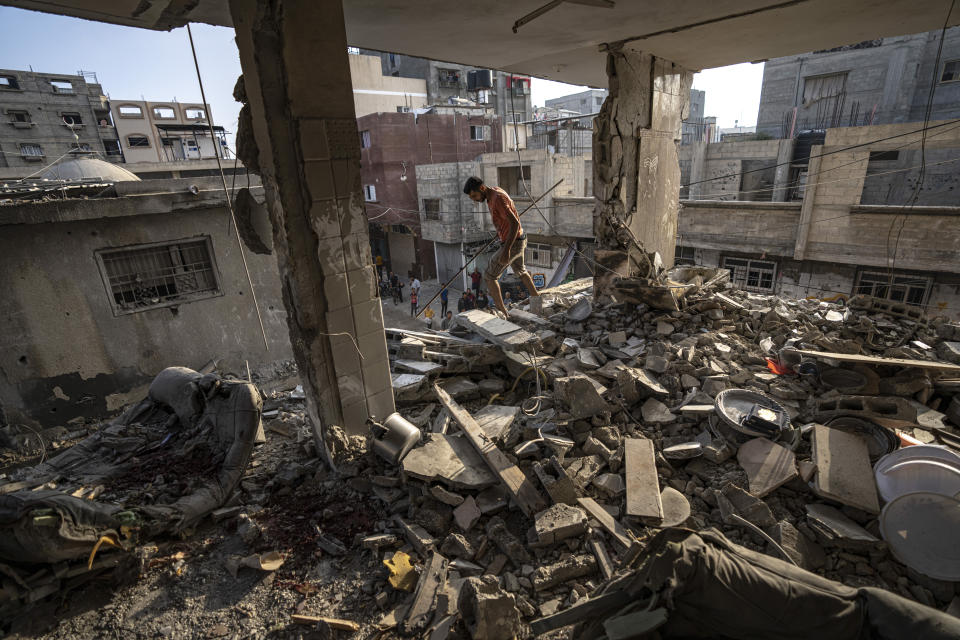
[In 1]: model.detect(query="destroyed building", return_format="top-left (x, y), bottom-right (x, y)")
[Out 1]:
top-left (0, 162), bottom-right (293, 429)
top-left (1, 0), bottom-right (960, 638)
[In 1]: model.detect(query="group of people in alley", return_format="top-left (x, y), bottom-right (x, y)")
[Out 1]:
top-left (376, 176), bottom-right (542, 329)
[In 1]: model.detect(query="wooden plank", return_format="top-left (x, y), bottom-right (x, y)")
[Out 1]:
top-left (737, 438), bottom-right (798, 498)
top-left (434, 384), bottom-right (547, 517)
top-left (578, 497), bottom-right (634, 549)
top-left (811, 425), bottom-right (880, 514)
top-left (623, 438), bottom-right (663, 521)
top-left (589, 533), bottom-right (614, 580)
top-left (793, 349), bottom-right (960, 373)
top-left (291, 615), bottom-right (360, 631)
top-left (403, 551), bottom-right (449, 635)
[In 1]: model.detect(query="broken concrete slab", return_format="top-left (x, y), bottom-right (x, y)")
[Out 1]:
top-left (554, 375), bottom-right (611, 418)
top-left (592, 473), bottom-right (625, 497)
top-left (486, 517), bottom-right (533, 567)
top-left (811, 425), bottom-right (880, 514)
top-left (456, 309), bottom-right (539, 352)
top-left (436, 385), bottom-right (547, 518)
top-left (402, 433), bottom-right (497, 491)
top-left (640, 398), bottom-right (675, 423)
top-left (717, 483), bottom-right (775, 528)
top-left (534, 503), bottom-right (588, 545)
top-left (624, 438), bottom-right (662, 521)
top-left (403, 551), bottom-right (449, 635)
top-left (617, 367), bottom-right (668, 404)
top-left (769, 520), bottom-right (826, 570)
top-left (805, 503), bottom-right (878, 545)
top-left (565, 455), bottom-right (605, 491)
top-left (533, 457), bottom-right (580, 505)
top-left (453, 496), bottom-right (482, 532)
top-left (438, 377), bottom-right (481, 400)
top-left (737, 438), bottom-right (798, 498)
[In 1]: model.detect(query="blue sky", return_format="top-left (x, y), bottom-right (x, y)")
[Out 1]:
top-left (0, 5), bottom-right (764, 147)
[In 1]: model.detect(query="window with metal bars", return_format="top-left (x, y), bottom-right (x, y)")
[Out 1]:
top-left (422, 198), bottom-right (441, 221)
top-left (722, 256), bottom-right (777, 292)
top-left (96, 238), bottom-right (221, 313)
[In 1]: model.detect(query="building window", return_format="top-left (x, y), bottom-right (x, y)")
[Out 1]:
top-left (0, 75), bottom-right (20, 90)
top-left (389, 53), bottom-right (397, 67)
top-left (423, 198), bottom-right (441, 221)
top-left (97, 238), bottom-right (221, 314)
top-left (854, 270), bottom-right (932, 306)
top-left (118, 105), bottom-right (144, 118)
top-left (941, 60), bottom-right (960, 83)
top-left (674, 245), bottom-right (696, 265)
top-left (19, 143), bottom-right (44, 159)
top-left (70, 143), bottom-right (93, 152)
top-left (595, 96), bottom-right (604, 107)
top-left (7, 110), bottom-right (30, 124)
top-left (363, 184), bottom-right (377, 201)
top-left (438, 68), bottom-right (461, 88)
top-left (346, 46), bottom-right (360, 55)
top-left (184, 107), bottom-right (206, 119)
top-left (802, 72), bottom-right (847, 107)
top-left (152, 106), bottom-right (176, 120)
top-left (360, 130), bottom-right (371, 148)
top-left (510, 78), bottom-right (528, 95)
top-left (397, 106), bottom-right (411, 113)
top-left (103, 140), bottom-right (122, 156)
top-left (390, 224), bottom-right (410, 234)
top-left (525, 243), bottom-right (552, 268)
top-left (723, 257), bottom-right (776, 293)
top-left (61, 112), bottom-right (83, 126)
top-left (50, 80), bottom-right (74, 94)
top-left (497, 165), bottom-right (531, 196)
top-left (127, 135), bottom-right (151, 148)
top-left (470, 125), bottom-right (490, 141)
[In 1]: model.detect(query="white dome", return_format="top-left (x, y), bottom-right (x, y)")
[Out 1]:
top-left (36, 156), bottom-right (141, 182)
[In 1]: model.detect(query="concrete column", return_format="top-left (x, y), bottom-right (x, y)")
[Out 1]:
top-left (687, 140), bottom-right (707, 200)
top-left (229, 0), bottom-right (395, 445)
top-left (771, 138), bottom-right (795, 202)
top-left (592, 48), bottom-right (693, 289)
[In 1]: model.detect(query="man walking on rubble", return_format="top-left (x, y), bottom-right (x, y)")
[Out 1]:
top-left (463, 176), bottom-right (540, 319)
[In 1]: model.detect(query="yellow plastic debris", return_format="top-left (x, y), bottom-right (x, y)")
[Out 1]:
top-left (383, 551), bottom-right (417, 592)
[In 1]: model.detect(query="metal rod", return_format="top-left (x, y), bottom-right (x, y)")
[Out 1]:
top-left (415, 179), bottom-right (563, 318)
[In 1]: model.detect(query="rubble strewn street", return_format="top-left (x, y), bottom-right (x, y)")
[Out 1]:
top-left (4, 274), bottom-right (960, 638)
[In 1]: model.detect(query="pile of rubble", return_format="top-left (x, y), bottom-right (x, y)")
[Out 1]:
top-left (4, 272), bottom-right (960, 638)
top-left (365, 275), bottom-right (960, 637)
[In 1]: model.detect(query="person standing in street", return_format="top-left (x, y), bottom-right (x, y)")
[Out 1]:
top-left (440, 287), bottom-right (449, 316)
top-left (410, 289), bottom-right (418, 317)
top-left (411, 276), bottom-right (421, 300)
top-left (470, 268), bottom-right (482, 294)
top-left (441, 310), bottom-right (454, 330)
top-left (463, 176), bottom-right (540, 319)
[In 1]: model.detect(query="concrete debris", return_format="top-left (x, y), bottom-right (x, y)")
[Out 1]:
top-left (7, 278), bottom-right (960, 632)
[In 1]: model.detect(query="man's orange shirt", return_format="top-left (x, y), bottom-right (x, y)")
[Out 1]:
top-left (485, 186), bottom-right (523, 243)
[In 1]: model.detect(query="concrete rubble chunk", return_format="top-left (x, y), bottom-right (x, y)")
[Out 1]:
top-left (592, 472), bottom-right (626, 497)
top-left (440, 533), bottom-right (475, 559)
top-left (402, 433), bottom-right (498, 491)
top-left (768, 520), bottom-right (826, 570)
top-left (618, 367), bottom-right (669, 404)
top-left (533, 457), bottom-right (580, 505)
top-left (554, 375), bottom-right (611, 418)
top-left (811, 425), bottom-right (879, 514)
top-left (566, 298), bottom-right (593, 322)
top-left (717, 483), bottom-right (776, 528)
top-left (486, 517), bottom-right (533, 566)
top-left (534, 503), bottom-right (588, 544)
top-left (737, 438), bottom-right (798, 497)
top-left (458, 575), bottom-right (521, 640)
top-left (532, 554), bottom-right (598, 590)
top-left (644, 355), bottom-right (670, 373)
top-left (453, 496), bottom-right (482, 532)
top-left (431, 484), bottom-right (465, 506)
top-left (640, 398), bottom-right (675, 424)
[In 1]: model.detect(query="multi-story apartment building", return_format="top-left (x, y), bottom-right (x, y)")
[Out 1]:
top-left (109, 100), bottom-right (228, 164)
top-left (0, 69), bottom-right (121, 167)
top-left (756, 27), bottom-right (960, 137)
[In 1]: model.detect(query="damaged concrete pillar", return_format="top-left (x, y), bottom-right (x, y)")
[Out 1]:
top-left (229, 0), bottom-right (395, 443)
top-left (592, 48), bottom-right (693, 291)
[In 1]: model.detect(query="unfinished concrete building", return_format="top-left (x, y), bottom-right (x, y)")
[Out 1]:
top-left (757, 27), bottom-right (960, 137)
top-left (110, 99), bottom-right (229, 164)
top-left (0, 69), bottom-right (122, 166)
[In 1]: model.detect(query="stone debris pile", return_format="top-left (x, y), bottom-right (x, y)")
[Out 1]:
top-left (364, 275), bottom-right (960, 638)
top-left (4, 275), bottom-right (960, 638)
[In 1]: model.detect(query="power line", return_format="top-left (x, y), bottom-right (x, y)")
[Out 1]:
top-left (682, 118), bottom-right (960, 189)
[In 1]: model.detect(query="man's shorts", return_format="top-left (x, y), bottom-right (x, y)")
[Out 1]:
top-left (485, 235), bottom-right (528, 281)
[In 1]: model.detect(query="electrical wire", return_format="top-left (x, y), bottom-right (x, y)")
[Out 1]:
top-left (682, 117), bottom-right (960, 189)
top-left (886, 0), bottom-right (957, 280)
top-left (186, 23), bottom-right (269, 351)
